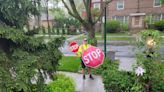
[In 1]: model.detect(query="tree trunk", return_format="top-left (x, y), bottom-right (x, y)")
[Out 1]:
top-left (37, 0), bottom-right (41, 28)
top-left (37, 69), bottom-right (44, 92)
top-left (46, 0), bottom-right (50, 37)
top-left (146, 80), bottom-right (152, 92)
top-left (84, 24), bottom-right (97, 46)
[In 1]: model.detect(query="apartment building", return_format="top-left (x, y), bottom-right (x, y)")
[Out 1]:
top-left (92, 0), bottom-right (164, 29)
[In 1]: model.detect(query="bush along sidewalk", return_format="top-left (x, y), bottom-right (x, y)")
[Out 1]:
top-left (44, 74), bottom-right (75, 92)
top-left (93, 30), bottom-right (164, 92)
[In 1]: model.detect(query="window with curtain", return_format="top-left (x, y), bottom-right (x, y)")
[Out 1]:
top-left (93, 3), bottom-right (100, 10)
top-left (154, 0), bottom-right (161, 7)
top-left (112, 16), bottom-right (129, 23)
top-left (153, 14), bottom-right (161, 22)
top-left (117, 0), bottom-right (124, 10)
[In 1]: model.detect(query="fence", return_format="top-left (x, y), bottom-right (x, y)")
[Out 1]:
top-left (40, 28), bottom-right (82, 35)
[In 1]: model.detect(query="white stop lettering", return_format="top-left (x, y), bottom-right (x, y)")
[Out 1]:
top-left (70, 44), bottom-right (78, 51)
top-left (83, 49), bottom-right (101, 64)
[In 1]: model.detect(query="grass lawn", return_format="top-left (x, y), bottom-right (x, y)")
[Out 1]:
top-left (96, 36), bottom-right (135, 41)
top-left (95, 32), bottom-right (130, 36)
top-left (58, 56), bottom-right (81, 72)
top-left (77, 34), bottom-right (134, 41)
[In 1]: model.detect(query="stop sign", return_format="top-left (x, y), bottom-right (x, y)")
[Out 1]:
top-left (69, 41), bottom-right (79, 53)
top-left (82, 46), bottom-right (104, 68)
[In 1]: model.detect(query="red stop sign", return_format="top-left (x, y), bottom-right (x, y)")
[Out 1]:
top-left (82, 46), bottom-right (104, 68)
top-left (69, 41), bottom-right (79, 53)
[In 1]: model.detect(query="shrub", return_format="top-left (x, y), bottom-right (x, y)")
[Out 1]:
top-left (92, 59), bottom-right (115, 75)
top-left (151, 61), bottom-right (164, 92)
top-left (134, 29), bottom-right (164, 92)
top-left (106, 20), bottom-right (120, 33)
top-left (93, 59), bottom-right (134, 92)
top-left (93, 57), bottom-right (164, 92)
top-left (144, 15), bottom-right (154, 29)
top-left (25, 27), bottom-right (40, 36)
top-left (154, 20), bottom-right (164, 31)
top-left (120, 23), bottom-right (129, 32)
top-left (45, 74), bottom-right (75, 92)
top-left (42, 26), bottom-right (46, 34)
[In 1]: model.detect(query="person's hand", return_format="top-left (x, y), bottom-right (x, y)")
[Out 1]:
top-left (75, 53), bottom-right (79, 57)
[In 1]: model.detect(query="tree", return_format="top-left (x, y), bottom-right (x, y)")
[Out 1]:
top-left (50, 4), bottom-right (81, 35)
top-left (61, 0), bottom-right (112, 45)
top-left (0, 0), bottom-right (65, 91)
top-left (161, 0), bottom-right (164, 4)
top-left (32, 0), bottom-right (42, 28)
top-left (0, 0), bottom-right (39, 28)
top-left (0, 26), bottom-right (64, 91)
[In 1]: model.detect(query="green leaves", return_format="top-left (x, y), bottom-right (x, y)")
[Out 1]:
top-left (93, 29), bottom-right (163, 92)
top-left (137, 29), bottom-right (161, 50)
top-left (134, 29), bottom-right (164, 91)
top-left (161, 0), bottom-right (164, 4)
top-left (0, 0), bottom-right (39, 28)
top-left (154, 20), bottom-right (164, 31)
top-left (45, 74), bottom-right (75, 92)
top-left (0, 0), bottom-right (66, 91)
top-left (106, 20), bottom-right (120, 33)
top-left (0, 25), bottom-right (65, 91)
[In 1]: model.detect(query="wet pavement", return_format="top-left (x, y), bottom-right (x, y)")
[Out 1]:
top-left (58, 35), bottom-right (164, 92)
top-left (58, 71), bottom-right (105, 92)
top-left (32, 34), bottom-right (164, 92)
top-left (60, 41), bottom-right (136, 57)
top-left (60, 41), bottom-right (164, 71)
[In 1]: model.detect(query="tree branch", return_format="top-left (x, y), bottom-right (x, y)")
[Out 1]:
top-left (94, 0), bottom-right (113, 25)
top-left (83, 0), bottom-right (87, 7)
top-left (83, 0), bottom-right (93, 24)
top-left (68, 0), bottom-right (86, 24)
top-left (61, 0), bottom-right (75, 17)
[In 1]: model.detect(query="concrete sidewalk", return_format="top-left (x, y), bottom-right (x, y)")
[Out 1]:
top-left (58, 71), bottom-right (105, 92)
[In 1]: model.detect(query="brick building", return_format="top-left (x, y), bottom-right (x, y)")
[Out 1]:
top-left (91, 0), bottom-right (164, 29)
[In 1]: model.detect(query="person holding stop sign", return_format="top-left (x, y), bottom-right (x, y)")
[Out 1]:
top-left (77, 38), bottom-right (94, 80)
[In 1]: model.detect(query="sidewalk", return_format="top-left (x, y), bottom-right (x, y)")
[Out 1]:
top-left (58, 71), bottom-right (105, 92)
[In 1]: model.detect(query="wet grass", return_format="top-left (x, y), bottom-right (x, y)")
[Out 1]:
top-left (58, 56), bottom-right (81, 72)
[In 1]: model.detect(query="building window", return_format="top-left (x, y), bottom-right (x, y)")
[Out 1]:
top-left (112, 16), bottom-right (128, 23)
top-left (117, 0), bottom-right (124, 10)
top-left (93, 3), bottom-right (100, 10)
top-left (154, 0), bottom-right (161, 7)
top-left (125, 16), bottom-right (129, 23)
top-left (116, 16), bottom-right (124, 23)
top-left (153, 14), bottom-right (161, 22)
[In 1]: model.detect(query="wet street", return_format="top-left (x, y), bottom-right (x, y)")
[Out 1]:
top-left (60, 41), bottom-right (164, 71)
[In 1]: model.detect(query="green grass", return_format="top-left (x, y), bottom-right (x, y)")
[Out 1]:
top-left (95, 32), bottom-right (129, 36)
top-left (76, 32), bottom-right (133, 41)
top-left (58, 56), bottom-right (81, 72)
top-left (76, 34), bottom-right (134, 41)
top-left (96, 37), bottom-right (135, 41)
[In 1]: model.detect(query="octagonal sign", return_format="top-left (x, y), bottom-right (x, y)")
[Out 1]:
top-left (82, 46), bottom-right (104, 68)
top-left (69, 41), bottom-right (79, 53)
